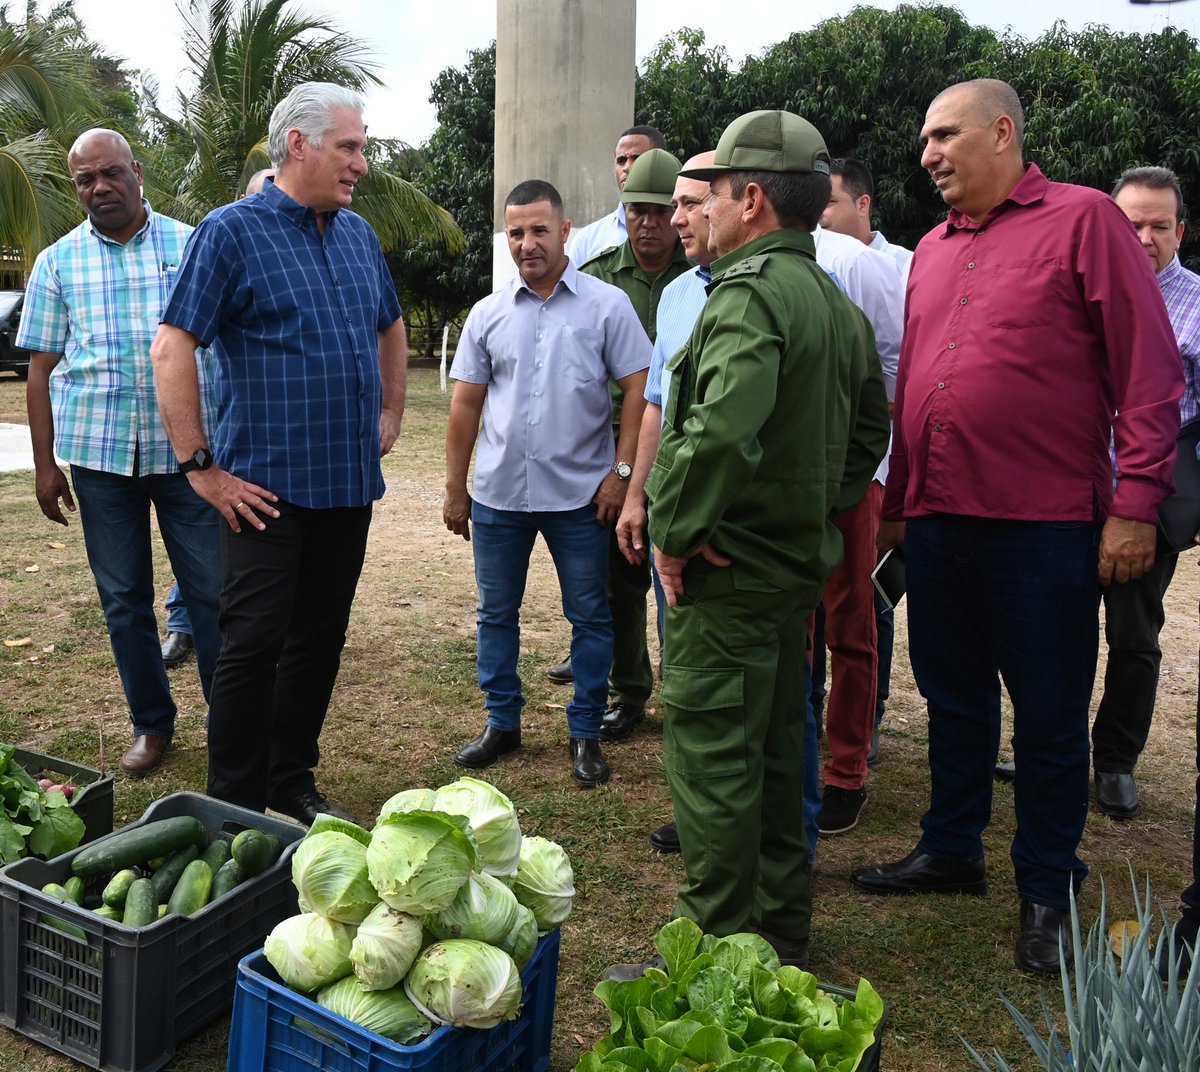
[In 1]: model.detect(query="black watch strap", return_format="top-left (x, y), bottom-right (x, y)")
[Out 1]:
top-left (179, 447), bottom-right (213, 474)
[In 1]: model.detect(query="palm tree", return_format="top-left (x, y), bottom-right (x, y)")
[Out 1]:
top-left (148, 0), bottom-right (463, 254)
top-left (0, 3), bottom-right (110, 269)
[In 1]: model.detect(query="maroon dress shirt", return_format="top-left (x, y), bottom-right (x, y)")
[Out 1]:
top-left (885, 164), bottom-right (1183, 526)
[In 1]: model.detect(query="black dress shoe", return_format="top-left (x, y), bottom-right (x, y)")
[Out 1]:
top-left (1015, 899), bottom-right (1072, 974)
top-left (454, 726), bottom-right (521, 769)
top-left (546, 654), bottom-right (573, 684)
top-left (1156, 912), bottom-right (1198, 980)
top-left (851, 847), bottom-right (987, 896)
top-left (649, 822), bottom-right (680, 853)
top-left (118, 734), bottom-right (171, 776)
top-left (269, 788), bottom-right (353, 825)
top-left (995, 759), bottom-right (1016, 782)
top-left (161, 630), bottom-right (193, 668)
top-left (569, 738), bottom-right (610, 786)
top-left (599, 702), bottom-right (645, 741)
top-left (1095, 770), bottom-right (1138, 819)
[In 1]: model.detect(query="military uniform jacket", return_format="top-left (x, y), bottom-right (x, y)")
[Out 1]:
top-left (646, 228), bottom-right (891, 600)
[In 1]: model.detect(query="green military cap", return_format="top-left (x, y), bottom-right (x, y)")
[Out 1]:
top-left (680, 110), bottom-right (830, 179)
top-left (620, 148), bottom-right (681, 207)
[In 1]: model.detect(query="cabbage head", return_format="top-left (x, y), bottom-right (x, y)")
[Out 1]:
top-left (497, 901), bottom-right (539, 969)
top-left (317, 975), bottom-right (432, 1043)
top-left (367, 809), bottom-right (477, 914)
top-left (427, 870), bottom-right (521, 945)
top-left (432, 777), bottom-right (522, 875)
top-left (404, 939), bottom-right (522, 1029)
top-left (291, 830), bottom-right (380, 924)
top-left (264, 912), bottom-right (355, 992)
top-left (349, 902), bottom-right (424, 991)
top-left (377, 788), bottom-right (436, 822)
top-left (507, 835), bottom-right (575, 932)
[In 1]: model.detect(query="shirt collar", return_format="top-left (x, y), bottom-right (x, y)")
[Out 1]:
top-left (942, 162), bottom-right (1048, 234)
top-left (261, 177), bottom-right (338, 230)
top-left (1158, 255), bottom-right (1182, 288)
top-left (86, 198), bottom-right (155, 246)
top-left (508, 255), bottom-right (579, 303)
top-left (696, 264), bottom-right (713, 284)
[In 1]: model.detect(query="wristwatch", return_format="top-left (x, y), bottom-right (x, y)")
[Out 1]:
top-left (611, 461), bottom-right (632, 480)
top-left (178, 447), bottom-right (214, 474)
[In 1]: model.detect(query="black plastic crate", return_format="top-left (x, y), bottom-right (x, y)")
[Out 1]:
top-left (11, 744), bottom-right (114, 847)
top-left (0, 791), bottom-right (305, 1072)
top-left (228, 928), bottom-right (560, 1072)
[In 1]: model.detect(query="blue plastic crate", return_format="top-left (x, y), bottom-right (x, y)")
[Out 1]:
top-left (228, 928), bottom-right (560, 1072)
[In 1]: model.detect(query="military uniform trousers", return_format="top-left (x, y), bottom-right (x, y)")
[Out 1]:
top-left (661, 558), bottom-right (813, 942)
top-left (608, 526), bottom-right (654, 705)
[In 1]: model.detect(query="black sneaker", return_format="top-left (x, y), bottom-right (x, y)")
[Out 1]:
top-left (817, 785), bottom-right (867, 836)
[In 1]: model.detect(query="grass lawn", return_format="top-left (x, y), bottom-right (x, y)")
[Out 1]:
top-left (0, 367), bottom-right (1197, 1071)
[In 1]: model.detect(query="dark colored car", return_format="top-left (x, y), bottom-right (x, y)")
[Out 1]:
top-left (0, 289), bottom-right (30, 379)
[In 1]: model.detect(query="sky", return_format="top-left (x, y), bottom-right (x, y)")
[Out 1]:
top-left (69, 0), bottom-right (1200, 145)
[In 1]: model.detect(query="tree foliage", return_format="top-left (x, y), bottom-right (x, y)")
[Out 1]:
top-left (0, 1), bottom-right (130, 267)
top-left (391, 43), bottom-right (495, 355)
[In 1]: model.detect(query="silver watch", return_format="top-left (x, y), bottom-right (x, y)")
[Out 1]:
top-left (611, 461), bottom-right (632, 480)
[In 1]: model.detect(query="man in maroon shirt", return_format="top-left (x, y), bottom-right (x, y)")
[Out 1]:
top-left (851, 79), bottom-right (1183, 974)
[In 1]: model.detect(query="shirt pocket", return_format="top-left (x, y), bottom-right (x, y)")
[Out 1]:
top-left (555, 326), bottom-right (607, 383)
top-left (982, 258), bottom-right (1065, 329)
top-left (662, 343), bottom-right (691, 430)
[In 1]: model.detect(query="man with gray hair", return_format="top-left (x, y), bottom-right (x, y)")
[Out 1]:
top-left (152, 82), bottom-right (408, 823)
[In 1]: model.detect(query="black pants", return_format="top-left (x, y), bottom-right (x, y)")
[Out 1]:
top-left (206, 499), bottom-right (372, 810)
top-left (1091, 540), bottom-right (1178, 773)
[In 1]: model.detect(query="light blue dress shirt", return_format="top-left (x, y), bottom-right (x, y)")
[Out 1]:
top-left (451, 261), bottom-right (651, 513)
top-left (566, 203), bottom-right (627, 268)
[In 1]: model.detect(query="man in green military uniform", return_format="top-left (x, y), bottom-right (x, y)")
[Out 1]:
top-left (613, 111), bottom-right (890, 972)
top-left (580, 149), bottom-right (693, 741)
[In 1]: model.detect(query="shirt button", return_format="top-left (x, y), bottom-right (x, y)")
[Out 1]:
top-left (536, 362), bottom-right (543, 368)
top-left (959, 297), bottom-right (968, 305)
top-left (934, 423), bottom-right (943, 431)
top-left (967, 261), bottom-right (976, 269)
top-left (948, 341), bottom-right (956, 349)
top-left (937, 382), bottom-right (946, 389)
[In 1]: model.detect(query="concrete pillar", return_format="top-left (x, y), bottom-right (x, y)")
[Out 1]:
top-left (492, 0), bottom-right (636, 288)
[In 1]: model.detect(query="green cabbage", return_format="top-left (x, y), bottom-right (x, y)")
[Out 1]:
top-left (291, 830), bottom-right (380, 924)
top-left (377, 788), bottom-right (437, 822)
top-left (432, 777), bottom-right (522, 876)
top-left (427, 870), bottom-right (522, 946)
top-left (367, 809), bottom-right (477, 914)
top-left (507, 835), bottom-right (575, 933)
top-left (404, 939), bottom-right (523, 1029)
top-left (497, 901), bottom-right (539, 969)
top-left (349, 902), bottom-right (424, 991)
top-left (264, 912), bottom-right (355, 993)
top-left (316, 975), bottom-right (433, 1043)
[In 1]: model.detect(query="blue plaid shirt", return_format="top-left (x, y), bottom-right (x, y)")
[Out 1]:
top-left (17, 203), bottom-right (213, 476)
top-left (162, 181), bottom-right (403, 509)
top-left (1160, 256), bottom-right (1200, 426)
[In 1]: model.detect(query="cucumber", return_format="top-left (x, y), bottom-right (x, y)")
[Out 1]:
top-left (102, 868), bottom-right (141, 908)
top-left (121, 878), bottom-right (157, 928)
top-left (166, 859), bottom-right (213, 917)
top-left (211, 857), bottom-right (244, 902)
top-left (230, 829), bottom-right (281, 877)
top-left (199, 838), bottom-right (231, 874)
top-left (72, 816), bottom-right (207, 878)
top-left (149, 844), bottom-right (199, 903)
top-left (63, 876), bottom-right (86, 905)
top-left (41, 884), bottom-right (87, 940)
top-left (158, 904), bottom-right (168, 919)
top-left (93, 905), bottom-right (122, 920)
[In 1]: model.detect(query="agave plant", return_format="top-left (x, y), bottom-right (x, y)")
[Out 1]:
top-left (966, 872), bottom-right (1200, 1071)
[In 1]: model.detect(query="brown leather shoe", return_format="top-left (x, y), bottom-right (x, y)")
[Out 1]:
top-left (119, 734), bottom-right (171, 776)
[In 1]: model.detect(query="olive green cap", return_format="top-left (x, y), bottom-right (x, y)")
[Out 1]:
top-left (679, 110), bottom-right (830, 179)
top-left (619, 148), bottom-right (681, 207)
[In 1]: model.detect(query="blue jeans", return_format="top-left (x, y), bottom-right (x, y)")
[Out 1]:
top-left (165, 582), bottom-right (192, 635)
top-left (71, 466), bottom-right (222, 738)
top-left (906, 514), bottom-right (1100, 909)
top-left (471, 502), bottom-right (611, 739)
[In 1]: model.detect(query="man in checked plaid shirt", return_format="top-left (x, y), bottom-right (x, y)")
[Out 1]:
top-left (21, 129), bottom-right (222, 778)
